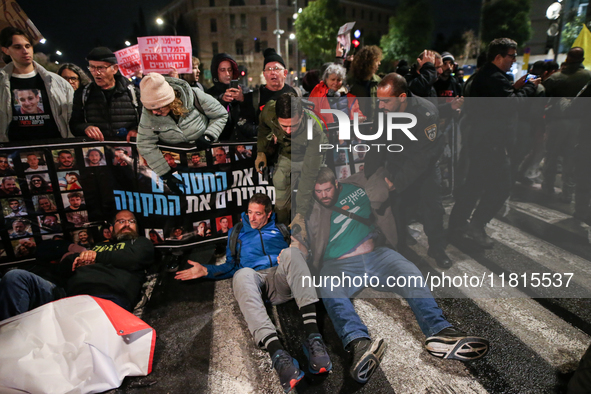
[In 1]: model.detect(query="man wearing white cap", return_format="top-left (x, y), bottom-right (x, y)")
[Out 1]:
top-left (137, 73), bottom-right (227, 193)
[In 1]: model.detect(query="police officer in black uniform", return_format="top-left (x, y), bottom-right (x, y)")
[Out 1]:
top-left (364, 73), bottom-right (452, 268)
top-left (448, 38), bottom-right (540, 247)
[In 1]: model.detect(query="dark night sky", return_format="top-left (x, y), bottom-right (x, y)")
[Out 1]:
top-left (21, 0), bottom-right (481, 67)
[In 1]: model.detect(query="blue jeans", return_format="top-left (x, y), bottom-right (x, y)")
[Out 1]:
top-left (320, 247), bottom-right (451, 349)
top-left (0, 269), bottom-right (57, 321)
top-left (0, 270), bottom-right (132, 321)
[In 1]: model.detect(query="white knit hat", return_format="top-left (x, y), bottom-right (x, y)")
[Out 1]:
top-left (140, 73), bottom-right (175, 110)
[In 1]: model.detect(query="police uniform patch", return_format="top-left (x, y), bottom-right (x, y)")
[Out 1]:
top-left (425, 124), bottom-right (437, 141)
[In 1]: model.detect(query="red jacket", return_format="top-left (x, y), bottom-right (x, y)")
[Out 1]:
top-left (309, 81), bottom-right (364, 124)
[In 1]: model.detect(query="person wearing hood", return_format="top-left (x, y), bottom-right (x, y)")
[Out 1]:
top-left (137, 73), bottom-right (227, 193)
top-left (206, 53), bottom-right (256, 140)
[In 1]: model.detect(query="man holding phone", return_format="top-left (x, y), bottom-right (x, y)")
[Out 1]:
top-left (206, 53), bottom-right (257, 140)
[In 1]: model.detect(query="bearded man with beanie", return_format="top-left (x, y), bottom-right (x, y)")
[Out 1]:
top-left (70, 47), bottom-right (141, 142)
top-left (206, 53), bottom-right (257, 140)
top-left (258, 48), bottom-right (296, 115)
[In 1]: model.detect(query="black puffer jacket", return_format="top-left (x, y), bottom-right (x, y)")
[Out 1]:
top-left (206, 53), bottom-right (257, 140)
top-left (70, 73), bottom-right (141, 139)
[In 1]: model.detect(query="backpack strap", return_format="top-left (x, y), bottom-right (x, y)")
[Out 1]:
top-left (228, 221), bottom-right (244, 265)
top-left (330, 205), bottom-right (373, 227)
top-left (192, 89), bottom-right (207, 117)
top-left (276, 223), bottom-right (291, 246)
top-left (127, 84), bottom-right (140, 123)
top-left (81, 84), bottom-right (91, 123)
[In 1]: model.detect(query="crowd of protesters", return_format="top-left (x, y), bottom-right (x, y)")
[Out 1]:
top-left (0, 22), bottom-right (590, 393)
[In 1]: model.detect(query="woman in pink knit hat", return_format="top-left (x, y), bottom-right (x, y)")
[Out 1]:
top-left (137, 72), bottom-right (227, 193)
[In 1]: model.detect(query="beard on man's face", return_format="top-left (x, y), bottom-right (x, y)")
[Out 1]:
top-left (114, 226), bottom-right (139, 241)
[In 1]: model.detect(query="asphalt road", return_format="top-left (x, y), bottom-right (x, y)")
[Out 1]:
top-left (111, 182), bottom-right (591, 394)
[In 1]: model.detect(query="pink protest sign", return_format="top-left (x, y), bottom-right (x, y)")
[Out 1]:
top-left (114, 45), bottom-right (141, 78)
top-left (138, 36), bottom-right (192, 74)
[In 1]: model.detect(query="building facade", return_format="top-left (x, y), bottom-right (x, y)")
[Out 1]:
top-left (158, 0), bottom-right (392, 86)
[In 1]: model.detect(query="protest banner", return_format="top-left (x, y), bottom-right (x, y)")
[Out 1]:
top-left (0, 0), bottom-right (43, 45)
top-left (0, 140), bottom-right (269, 267)
top-left (114, 45), bottom-right (142, 78)
top-left (138, 36), bottom-right (193, 74)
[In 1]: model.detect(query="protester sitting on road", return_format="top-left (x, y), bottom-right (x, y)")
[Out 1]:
top-left (0, 210), bottom-right (154, 319)
top-left (174, 193), bottom-right (331, 393)
top-left (304, 168), bottom-right (489, 384)
top-left (137, 73), bottom-right (227, 194)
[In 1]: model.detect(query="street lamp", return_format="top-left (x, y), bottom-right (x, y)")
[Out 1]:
top-left (156, 17), bottom-right (177, 35)
top-left (125, 41), bottom-right (131, 47)
top-left (39, 38), bottom-right (46, 44)
top-left (55, 50), bottom-right (62, 56)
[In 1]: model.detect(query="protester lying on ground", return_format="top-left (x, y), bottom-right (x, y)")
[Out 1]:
top-left (0, 210), bottom-right (154, 320)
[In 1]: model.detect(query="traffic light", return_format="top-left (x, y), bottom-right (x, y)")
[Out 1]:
top-left (238, 65), bottom-right (247, 78)
top-left (352, 29), bottom-right (361, 48)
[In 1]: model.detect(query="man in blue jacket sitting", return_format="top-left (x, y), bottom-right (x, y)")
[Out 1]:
top-left (175, 193), bottom-right (331, 393)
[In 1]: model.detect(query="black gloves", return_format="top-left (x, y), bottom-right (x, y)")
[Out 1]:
top-left (196, 133), bottom-right (215, 150)
top-left (162, 170), bottom-right (185, 194)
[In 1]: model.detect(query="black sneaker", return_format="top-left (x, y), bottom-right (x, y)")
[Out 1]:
top-left (302, 334), bottom-right (332, 374)
top-left (425, 327), bottom-right (489, 361)
top-left (349, 338), bottom-right (387, 384)
top-left (272, 349), bottom-right (304, 393)
top-left (466, 224), bottom-right (494, 249)
top-left (428, 248), bottom-right (452, 269)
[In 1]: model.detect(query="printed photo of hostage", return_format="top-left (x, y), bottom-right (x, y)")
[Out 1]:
top-left (336, 165), bottom-right (351, 180)
top-left (167, 226), bottom-right (185, 241)
top-left (234, 145), bottom-right (252, 161)
top-left (0, 176), bottom-right (21, 196)
top-left (162, 151), bottom-right (181, 171)
top-left (215, 216), bottom-right (232, 235)
top-left (42, 234), bottom-right (63, 241)
top-left (12, 237), bottom-right (36, 259)
top-left (14, 89), bottom-right (44, 114)
top-left (212, 146), bottom-right (230, 165)
top-left (66, 211), bottom-right (89, 227)
top-left (193, 220), bottom-right (212, 238)
top-left (73, 229), bottom-right (93, 249)
top-left (0, 242), bottom-right (6, 258)
top-left (34, 195), bottom-right (57, 214)
top-left (57, 171), bottom-right (82, 191)
top-left (100, 225), bottom-right (112, 242)
top-left (27, 173), bottom-right (53, 194)
top-left (62, 191), bottom-right (86, 212)
top-left (21, 152), bottom-right (48, 172)
top-left (52, 149), bottom-right (76, 170)
top-left (354, 163), bottom-right (364, 174)
top-left (9, 219), bottom-right (32, 238)
top-left (188, 151), bottom-right (207, 168)
top-left (0, 155), bottom-right (16, 176)
top-left (2, 197), bottom-right (26, 218)
top-left (83, 147), bottom-right (107, 167)
top-left (38, 214), bottom-right (61, 234)
top-left (112, 147), bottom-right (132, 166)
top-left (146, 229), bottom-right (164, 244)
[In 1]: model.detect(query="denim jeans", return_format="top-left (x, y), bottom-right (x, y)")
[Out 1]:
top-left (0, 269), bottom-right (57, 321)
top-left (320, 247), bottom-right (451, 349)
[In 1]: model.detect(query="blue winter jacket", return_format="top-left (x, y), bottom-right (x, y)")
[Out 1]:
top-left (203, 212), bottom-right (289, 280)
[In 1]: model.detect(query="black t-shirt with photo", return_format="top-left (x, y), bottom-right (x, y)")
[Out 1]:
top-left (8, 72), bottom-right (60, 141)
